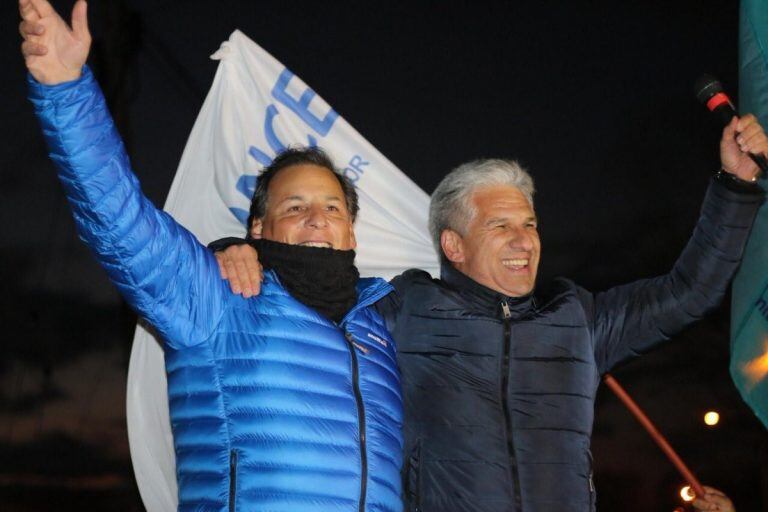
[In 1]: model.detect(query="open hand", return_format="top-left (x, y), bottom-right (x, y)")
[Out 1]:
top-left (214, 244), bottom-right (264, 298)
top-left (19, 0), bottom-right (91, 84)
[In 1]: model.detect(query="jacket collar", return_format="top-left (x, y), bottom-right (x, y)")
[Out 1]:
top-left (264, 270), bottom-right (393, 325)
top-left (439, 261), bottom-right (536, 320)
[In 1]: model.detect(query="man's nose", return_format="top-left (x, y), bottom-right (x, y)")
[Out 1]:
top-left (508, 227), bottom-right (534, 250)
top-left (305, 207), bottom-right (328, 228)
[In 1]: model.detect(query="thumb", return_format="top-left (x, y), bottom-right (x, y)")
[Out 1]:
top-left (28, 0), bottom-right (55, 18)
top-left (71, 0), bottom-right (90, 40)
top-left (722, 115), bottom-right (739, 140)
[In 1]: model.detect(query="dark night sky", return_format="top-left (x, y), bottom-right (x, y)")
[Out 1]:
top-left (1, 1), bottom-right (766, 511)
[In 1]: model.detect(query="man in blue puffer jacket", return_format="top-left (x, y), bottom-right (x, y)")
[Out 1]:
top-left (20, 1), bottom-right (403, 511)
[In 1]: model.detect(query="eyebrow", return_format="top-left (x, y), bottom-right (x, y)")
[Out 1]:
top-left (485, 216), bottom-right (538, 225)
top-left (277, 195), bottom-right (343, 204)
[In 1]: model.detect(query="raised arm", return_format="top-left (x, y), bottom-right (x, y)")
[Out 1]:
top-left (591, 116), bottom-right (766, 373)
top-left (21, 0), bottom-right (225, 348)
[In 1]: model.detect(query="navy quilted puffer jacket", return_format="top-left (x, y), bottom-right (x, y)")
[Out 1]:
top-left (29, 67), bottom-right (403, 512)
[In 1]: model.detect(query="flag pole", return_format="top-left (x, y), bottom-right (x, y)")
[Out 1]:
top-left (603, 374), bottom-right (705, 498)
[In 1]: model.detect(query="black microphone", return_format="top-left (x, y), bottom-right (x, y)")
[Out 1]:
top-left (694, 74), bottom-right (768, 174)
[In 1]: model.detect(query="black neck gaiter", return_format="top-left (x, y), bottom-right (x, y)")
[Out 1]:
top-left (251, 239), bottom-right (359, 323)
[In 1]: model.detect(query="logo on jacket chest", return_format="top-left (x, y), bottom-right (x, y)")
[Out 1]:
top-left (367, 332), bottom-right (388, 348)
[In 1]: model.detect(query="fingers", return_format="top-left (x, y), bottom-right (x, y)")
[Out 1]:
top-left (21, 39), bottom-right (47, 58)
top-left (736, 116), bottom-right (768, 157)
top-left (720, 116), bottom-right (740, 164)
top-left (19, 0), bottom-right (89, 84)
top-left (222, 255), bottom-right (244, 295)
top-left (214, 252), bottom-right (229, 279)
top-left (19, 20), bottom-right (44, 38)
top-left (242, 255), bottom-right (263, 297)
top-left (233, 258), bottom-right (255, 297)
top-left (19, 0), bottom-right (40, 22)
top-left (230, 246), bottom-right (262, 297)
top-left (19, 19), bottom-right (47, 58)
top-left (71, 0), bottom-right (90, 41)
top-left (736, 113), bottom-right (758, 133)
top-left (214, 245), bottom-right (263, 298)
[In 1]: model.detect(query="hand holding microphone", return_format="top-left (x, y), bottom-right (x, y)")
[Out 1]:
top-left (721, 114), bottom-right (767, 182)
top-left (695, 75), bottom-right (768, 182)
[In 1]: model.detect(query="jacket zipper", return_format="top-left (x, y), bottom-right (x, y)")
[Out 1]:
top-left (588, 450), bottom-right (596, 510)
top-left (229, 449), bottom-right (238, 512)
top-left (500, 301), bottom-right (523, 511)
top-left (345, 331), bottom-right (368, 512)
top-left (404, 439), bottom-right (423, 512)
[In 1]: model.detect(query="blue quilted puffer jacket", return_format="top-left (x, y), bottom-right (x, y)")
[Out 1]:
top-left (29, 67), bottom-right (404, 512)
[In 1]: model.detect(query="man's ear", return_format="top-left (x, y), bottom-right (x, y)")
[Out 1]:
top-left (249, 218), bottom-right (263, 239)
top-left (440, 229), bottom-right (465, 263)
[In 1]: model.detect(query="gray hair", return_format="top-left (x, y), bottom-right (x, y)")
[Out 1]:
top-left (428, 159), bottom-right (535, 254)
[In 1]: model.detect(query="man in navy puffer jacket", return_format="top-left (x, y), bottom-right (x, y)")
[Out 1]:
top-left (382, 158), bottom-right (764, 512)
top-left (210, 69), bottom-right (768, 512)
top-left (20, 1), bottom-right (403, 511)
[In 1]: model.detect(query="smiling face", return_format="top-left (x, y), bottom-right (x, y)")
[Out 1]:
top-left (442, 185), bottom-right (540, 297)
top-left (249, 164), bottom-right (356, 250)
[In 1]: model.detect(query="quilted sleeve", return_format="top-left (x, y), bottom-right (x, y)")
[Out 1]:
top-left (28, 66), bottom-right (225, 349)
top-left (591, 176), bottom-right (764, 373)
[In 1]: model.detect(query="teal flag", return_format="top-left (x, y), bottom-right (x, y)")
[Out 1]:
top-left (732, 0), bottom-right (768, 429)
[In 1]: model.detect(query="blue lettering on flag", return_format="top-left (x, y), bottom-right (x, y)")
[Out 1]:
top-left (343, 155), bottom-right (370, 183)
top-left (248, 101), bottom-right (320, 168)
top-left (229, 207), bottom-right (250, 226)
top-left (272, 69), bottom-right (339, 136)
top-left (248, 145), bottom-right (272, 167)
top-left (228, 175), bottom-right (258, 227)
top-left (235, 174), bottom-right (258, 200)
top-left (264, 104), bottom-right (286, 154)
top-left (235, 70), bottom-right (341, 226)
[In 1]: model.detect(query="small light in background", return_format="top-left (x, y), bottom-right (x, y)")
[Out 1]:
top-left (680, 485), bottom-right (696, 502)
top-left (703, 411), bottom-right (720, 426)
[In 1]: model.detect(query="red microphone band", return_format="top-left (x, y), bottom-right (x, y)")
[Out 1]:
top-left (706, 92), bottom-right (732, 112)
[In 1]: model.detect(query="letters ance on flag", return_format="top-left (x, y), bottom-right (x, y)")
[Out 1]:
top-left (126, 30), bottom-right (438, 511)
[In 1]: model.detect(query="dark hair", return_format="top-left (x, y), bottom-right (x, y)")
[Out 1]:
top-left (246, 146), bottom-right (359, 236)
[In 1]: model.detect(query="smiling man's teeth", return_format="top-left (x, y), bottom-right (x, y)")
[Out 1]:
top-left (300, 241), bottom-right (332, 248)
top-left (502, 259), bottom-right (529, 268)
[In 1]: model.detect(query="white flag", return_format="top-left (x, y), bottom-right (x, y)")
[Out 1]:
top-left (127, 30), bottom-right (438, 511)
